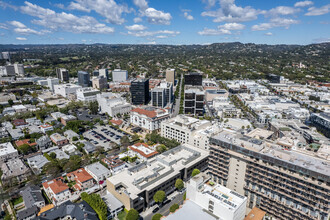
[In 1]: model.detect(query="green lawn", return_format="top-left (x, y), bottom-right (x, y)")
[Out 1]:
top-left (12, 197), bottom-right (23, 206)
top-left (117, 210), bottom-right (127, 220)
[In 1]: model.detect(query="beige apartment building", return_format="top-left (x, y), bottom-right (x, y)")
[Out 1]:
top-left (166, 68), bottom-right (175, 85)
top-left (208, 130), bottom-right (329, 220)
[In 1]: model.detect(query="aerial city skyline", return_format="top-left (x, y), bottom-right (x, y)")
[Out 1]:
top-left (0, 0), bottom-right (329, 45)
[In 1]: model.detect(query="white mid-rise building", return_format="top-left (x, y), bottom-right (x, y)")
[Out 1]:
top-left (130, 107), bottom-right (170, 131)
top-left (76, 87), bottom-right (100, 102)
top-left (14, 64), bottom-right (25, 76)
top-left (97, 93), bottom-right (131, 117)
top-left (161, 115), bottom-right (220, 150)
top-left (186, 173), bottom-right (247, 220)
top-left (37, 78), bottom-right (60, 91)
top-left (112, 69), bottom-right (128, 82)
top-left (54, 84), bottom-right (82, 98)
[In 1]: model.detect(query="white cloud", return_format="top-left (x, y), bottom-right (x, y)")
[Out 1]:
top-left (16, 37), bottom-right (27, 40)
top-left (133, 17), bottom-right (142, 23)
top-left (218, 22), bottom-right (245, 30)
top-left (125, 24), bottom-right (147, 31)
top-left (268, 6), bottom-right (300, 16)
top-left (184, 12), bottom-right (194, 20)
top-left (127, 30), bottom-right (180, 37)
top-left (198, 22), bottom-right (245, 36)
top-left (133, 0), bottom-right (172, 25)
top-left (198, 28), bottom-right (231, 35)
top-left (305, 4), bottom-right (330, 16)
top-left (312, 37), bottom-right (330, 43)
top-left (144, 8), bottom-right (172, 25)
top-left (201, 0), bottom-right (263, 23)
top-left (264, 32), bottom-right (273, 36)
top-left (142, 41), bottom-right (156, 45)
top-left (294, 1), bottom-right (314, 7)
top-left (9, 20), bottom-right (47, 35)
top-left (133, 0), bottom-right (148, 11)
top-left (0, 23), bottom-right (8, 29)
top-left (9, 21), bottom-right (26, 28)
top-left (20, 1), bottom-right (114, 34)
top-left (156, 35), bottom-right (168, 39)
top-left (202, 0), bottom-right (217, 8)
top-left (252, 18), bottom-right (299, 31)
top-left (68, 0), bottom-right (131, 25)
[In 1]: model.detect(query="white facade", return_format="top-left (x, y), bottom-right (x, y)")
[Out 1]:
top-left (112, 69), bottom-right (128, 82)
top-left (97, 93), bottom-right (131, 117)
top-left (76, 88), bottom-right (100, 102)
top-left (130, 107), bottom-right (170, 131)
top-left (0, 66), bottom-right (7, 76)
top-left (85, 162), bottom-right (111, 182)
top-left (161, 115), bottom-right (218, 150)
top-left (38, 78), bottom-right (60, 91)
top-left (99, 69), bottom-right (109, 79)
top-left (54, 84), bottom-right (82, 98)
top-left (14, 64), bottom-right (25, 76)
top-left (187, 173), bottom-right (247, 220)
top-left (0, 142), bottom-right (18, 164)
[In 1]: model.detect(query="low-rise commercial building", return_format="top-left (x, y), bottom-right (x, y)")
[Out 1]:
top-left (107, 144), bottom-right (208, 212)
top-left (60, 115), bottom-right (76, 126)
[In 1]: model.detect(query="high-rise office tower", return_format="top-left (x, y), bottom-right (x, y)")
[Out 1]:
top-left (151, 82), bottom-right (173, 108)
top-left (166, 68), bottom-right (175, 85)
top-left (151, 88), bottom-right (165, 108)
top-left (185, 72), bottom-right (203, 86)
top-left (56, 68), bottom-right (69, 82)
top-left (131, 79), bottom-right (149, 105)
top-left (184, 86), bottom-right (204, 116)
top-left (78, 71), bottom-right (91, 87)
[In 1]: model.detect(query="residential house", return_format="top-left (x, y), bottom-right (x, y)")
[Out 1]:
top-left (27, 154), bottom-right (49, 174)
top-left (36, 136), bottom-right (53, 150)
top-left (42, 177), bottom-right (71, 206)
top-left (50, 133), bottom-right (68, 146)
top-left (67, 168), bottom-right (94, 191)
top-left (39, 124), bottom-right (53, 133)
top-left (102, 156), bottom-right (126, 174)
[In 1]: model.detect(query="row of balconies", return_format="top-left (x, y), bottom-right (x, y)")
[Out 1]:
top-left (246, 164), bottom-right (329, 195)
top-left (247, 186), bottom-right (321, 220)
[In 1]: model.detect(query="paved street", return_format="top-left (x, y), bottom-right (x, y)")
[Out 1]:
top-left (172, 74), bottom-right (183, 117)
top-left (143, 192), bottom-right (184, 220)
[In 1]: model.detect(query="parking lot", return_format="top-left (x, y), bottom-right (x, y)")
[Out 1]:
top-left (83, 125), bottom-right (131, 150)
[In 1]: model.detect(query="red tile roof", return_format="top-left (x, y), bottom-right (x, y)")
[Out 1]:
top-left (40, 123), bottom-right (52, 128)
top-left (67, 168), bottom-right (93, 183)
top-left (42, 177), bottom-right (69, 194)
top-left (131, 108), bottom-right (158, 118)
top-left (15, 139), bottom-right (37, 147)
top-left (12, 119), bottom-right (27, 126)
top-left (110, 119), bottom-right (123, 126)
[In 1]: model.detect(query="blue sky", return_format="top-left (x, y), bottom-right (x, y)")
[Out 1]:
top-left (0, 0), bottom-right (329, 45)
